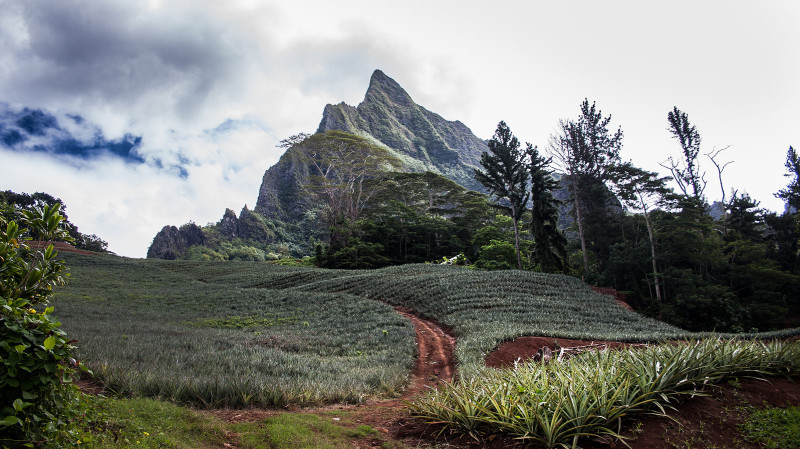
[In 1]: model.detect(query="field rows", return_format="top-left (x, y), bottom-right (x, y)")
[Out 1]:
top-left (54, 254), bottom-right (800, 408)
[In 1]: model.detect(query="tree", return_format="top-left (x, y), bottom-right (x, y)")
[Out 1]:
top-left (550, 99), bottom-right (623, 276)
top-left (361, 172), bottom-right (494, 264)
top-left (526, 143), bottom-right (567, 272)
top-left (610, 162), bottom-right (671, 301)
top-left (296, 131), bottom-right (402, 248)
top-left (776, 146), bottom-right (800, 211)
top-left (664, 106), bottom-right (705, 200)
top-left (0, 190), bottom-right (108, 252)
top-left (474, 121), bottom-right (530, 269)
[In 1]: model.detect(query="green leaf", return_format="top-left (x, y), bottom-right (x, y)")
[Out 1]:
top-left (43, 336), bottom-right (56, 350)
top-left (14, 344), bottom-right (26, 354)
top-left (0, 415), bottom-right (21, 427)
top-left (12, 399), bottom-right (25, 412)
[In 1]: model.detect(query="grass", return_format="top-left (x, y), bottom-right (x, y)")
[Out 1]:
top-left (740, 405), bottom-right (800, 449)
top-left (239, 413), bottom-right (378, 449)
top-left (78, 396), bottom-right (385, 449)
top-left (83, 397), bottom-right (229, 448)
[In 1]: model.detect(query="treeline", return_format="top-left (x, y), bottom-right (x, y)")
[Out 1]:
top-left (0, 190), bottom-right (108, 252)
top-left (311, 105), bottom-right (799, 333)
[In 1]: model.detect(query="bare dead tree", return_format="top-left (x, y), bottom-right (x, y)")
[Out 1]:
top-left (707, 145), bottom-right (733, 205)
top-left (707, 145), bottom-right (734, 235)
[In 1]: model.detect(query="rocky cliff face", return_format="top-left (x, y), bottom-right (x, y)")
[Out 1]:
top-left (254, 70), bottom-right (488, 221)
top-left (146, 223), bottom-right (205, 260)
top-left (218, 208), bottom-right (239, 238)
top-left (316, 70), bottom-right (486, 190)
top-left (254, 145), bottom-right (313, 223)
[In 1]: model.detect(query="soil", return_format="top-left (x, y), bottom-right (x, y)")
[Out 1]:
top-left (485, 336), bottom-right (638, 369)
top-left (583, 377), bottom-right (800, 449)
top-left (591, 286), bottom-right (635, 310)
top-left (393, 306), bottom-right (456, 395)
top-left (28, 240), bottom-right (98, 256)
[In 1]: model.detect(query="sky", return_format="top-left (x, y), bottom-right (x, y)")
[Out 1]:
top-left (1, 0), bottom-right (798, 258)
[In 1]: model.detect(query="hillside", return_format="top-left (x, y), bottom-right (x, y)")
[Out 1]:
top-left (52, 254), bottom-right (800, 448)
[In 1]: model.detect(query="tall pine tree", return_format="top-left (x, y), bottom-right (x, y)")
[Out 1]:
top-left (550, 99), bottom-right (623, 277)
top-left (526, 143), bottom-right (567, 272)
top-left (475, 121), bottom-right (530, 269)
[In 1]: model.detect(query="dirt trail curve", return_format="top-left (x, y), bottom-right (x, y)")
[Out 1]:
top-left (393, 307), bottom-right (456, 397)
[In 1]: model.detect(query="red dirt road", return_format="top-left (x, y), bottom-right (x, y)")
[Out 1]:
top-left (393, 307), bottom-right (456, 396)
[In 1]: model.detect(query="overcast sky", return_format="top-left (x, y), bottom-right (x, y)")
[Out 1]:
top-left (1, 0), bottom-right (798, 257)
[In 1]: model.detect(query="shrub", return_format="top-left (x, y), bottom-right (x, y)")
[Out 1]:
top-left (0, 204), bottom-right (88, 447)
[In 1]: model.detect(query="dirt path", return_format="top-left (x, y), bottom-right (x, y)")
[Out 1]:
top-left (393, 307), bottom-right (456, 397)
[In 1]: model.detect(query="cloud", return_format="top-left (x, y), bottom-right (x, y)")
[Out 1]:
top-left (0, 103), bottom-right (144, 164)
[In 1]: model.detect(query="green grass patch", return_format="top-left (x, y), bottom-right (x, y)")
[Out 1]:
top-left (740, 405), bottom-right (800, 449)
top-left (78, 396), bottom-right (382, 449)
top-left (236, 413), bottom-right (378, 449)
top-left (85, 397), bottom-right (228, 448)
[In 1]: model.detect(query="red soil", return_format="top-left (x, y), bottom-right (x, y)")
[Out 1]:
top-left (592, 286), bottom-right (635, 310)
top-left (28, 240), bottom-right (97, 256)
top-left (584, 377), bottom-right (800, 449)
top-left (485, 336), bottom-right (637, 369)
top-left (393, 306), bottom-right (456, 395)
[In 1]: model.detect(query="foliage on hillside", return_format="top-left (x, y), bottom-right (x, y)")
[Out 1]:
top-left (0, 204), bottom-right (91, 447)
top-left (56, 253), bottom-right (800, 411)
top-left (316, 171), bottom-right (496, 268)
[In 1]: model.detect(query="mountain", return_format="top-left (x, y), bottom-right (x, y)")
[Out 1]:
top-left (146, 70), bottom-right (572, 259)
top-left (254, 70), bottom-right (487, 222)
top-left (317, 70), bottom-right (486, 190)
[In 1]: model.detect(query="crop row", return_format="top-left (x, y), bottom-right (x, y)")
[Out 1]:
top-left (55, 255), bottom-right (415, 407)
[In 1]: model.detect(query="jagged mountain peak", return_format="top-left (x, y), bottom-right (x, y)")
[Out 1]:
top-left (363, 69), bottom-right (415, 108)
top-left (315, 70), bottom-right (487, 191)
